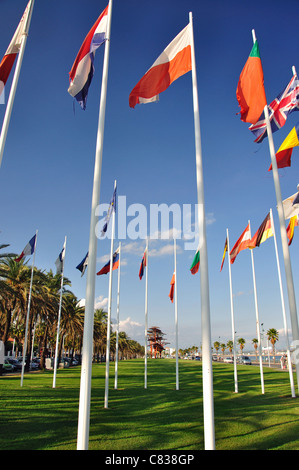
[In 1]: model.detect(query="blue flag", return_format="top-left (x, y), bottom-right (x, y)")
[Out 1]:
top-left (101, 185), bottom-right (116, 236)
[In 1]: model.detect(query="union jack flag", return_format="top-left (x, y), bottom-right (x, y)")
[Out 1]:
top-left (249, 74), bottom-right (299, 143)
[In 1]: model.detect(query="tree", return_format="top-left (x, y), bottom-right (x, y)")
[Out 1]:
top-left (252, 338), bottom-right (258, 360)
top-left (237, 338), bottom-right (245, 353)
top-left (267, 328), bottom-right (279, 355)
top-left (227, 340), bottom-right (233, 354)
top-left (220, 343), bottom-right (226, 357)
top-left (213, 341), bottom-right (220, 355)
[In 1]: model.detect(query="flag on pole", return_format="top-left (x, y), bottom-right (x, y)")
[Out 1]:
top-left (236, 40), bottom-right (267, 124)
top-left (15, 234), bottom-right (36, 262)
top-left (249, 75), bottom-right (299, 143)
top-left (190, 246), bottom-right (200, 274)
top-left (282, 191), bottom-right (299, 219)
top-left (169, 272), bottom-right (175, 303)
top-left (0, 0), bottom-right (32, 96)
top-left (55, 240), bottom-right (66, 274)
top-left (268, 122), bottom-right (299, 171)
top-left (76, 252), bottom-right (89, 276)
top-left (101, 185), bottom-right (117, 236)
top-left (97, 247), bottom-right (119, 275)
top-left (139, 248), bottom-right (147, 280)
top-left (68, 4), bottom-right (109, 110)
top-left (286, 216), bottom-right (298, 245)
top-left (129, 23), bottom-right (192, 108)
top-left (248, 212), bottom-right (273, 248)
top-left (220, 238), bottom-right (227, 272)
top-left (230, 224), bottom-right (251, 264)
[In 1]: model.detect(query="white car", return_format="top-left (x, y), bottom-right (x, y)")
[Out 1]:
top-left (224, 357), bottom-right (234, 363)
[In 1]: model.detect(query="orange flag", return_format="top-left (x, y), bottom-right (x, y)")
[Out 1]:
top-left (236, 40), bottom-right (267, 124)
top-left (169, 272), bottom-right (175, 303)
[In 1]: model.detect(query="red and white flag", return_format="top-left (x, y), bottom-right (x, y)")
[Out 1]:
top-left (0, 0), bottom-right (32, 95)
top-left (230, 224), bottom-right (251, 264)
top-left (129, 23), bottom-right (192, 108)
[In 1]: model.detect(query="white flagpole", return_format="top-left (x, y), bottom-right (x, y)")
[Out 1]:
top-left (248, 220), bottom-right (265, 394)
top-left (252, 29), bottom-right (299, 393)
top-left (77, 0), bottom-right (113, 450)
top-left (144, 238), bottom-right (148, 389)
top-left (104, 180), bottom-right (116, 408)
top-left (20, 228), bottom-right (38, 387)
top-left (114, 241), bottom-right (121, 390)
top-left (270, 209), bottom-right (295, 397)
top-left (53, 236), bottom-right (67, 389)
top-left (0, 0), bottom-right (35, 169)
top-left (226, 229), bottom-right (238, 393)
top-left (189, 11), bottom-right (215, 450)
top-left (52, 237), bottom-right (66, 388)
top-left (174, 238), bottom-right (179, 390)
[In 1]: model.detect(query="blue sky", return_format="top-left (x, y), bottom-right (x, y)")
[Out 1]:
top-left (1, 0), bottom-right (299, 352)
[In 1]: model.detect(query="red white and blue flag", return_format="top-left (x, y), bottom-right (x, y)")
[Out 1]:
top-left (68, 5), bottom-right (108, 110)
top-left (15, 234), bottom-right (36, 262)
top-left (97, 247), bottom-right (119, 275)
top-left (139, 248), bottom-right (147, 280)
top-left (249, 74), bottom-right (299, 143)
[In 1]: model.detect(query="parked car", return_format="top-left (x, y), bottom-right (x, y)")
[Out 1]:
top-left (3, 359), bottom-right (15, 372)
top-left (240, 356), bottom-right (251, 365)
top-left (5, 357), bottom-right (22, 371)
top-left (224, 356), bottom-right (234, 363)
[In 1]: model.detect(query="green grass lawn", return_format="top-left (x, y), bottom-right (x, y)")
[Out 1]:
top-left (1, 358), bottom-right (299, 450)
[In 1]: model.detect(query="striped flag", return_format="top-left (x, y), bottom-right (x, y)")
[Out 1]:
top-left (55, 240), bottom-right (66, 274)
top-left (268, 122), bottom-right (299, 171)
top-left (101, 185), bottom-right (116, 236)
top-left (286, 216), bottom-right (298, 246)
top-left (68, 5), bottom-right (108, 110)
top-left (76, 252), bottom-right (89, 277)
top-left (190, 246), bottom-right (200, 275)
top-left (220, 238), bottom-right (227, 272)
top-left (169, 272), bottom-right (175, 303)
top-left (139, 248), bottom-right (147, 280)
top-left (248, 213), bottom-right (273, 248)
top-left (0, 0), bottom-right (32, 96)
top-left (15, 234), bottom-right (36, 262)
top-left (97, 247), bottom-right (119, 275)
top-left (230, 225), bottom-right (251, 264)
top-left (129, 23), bottom-right (192, 108)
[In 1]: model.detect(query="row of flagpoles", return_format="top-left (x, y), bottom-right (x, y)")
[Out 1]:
top-left (1, 0), bottom-right (299, 452)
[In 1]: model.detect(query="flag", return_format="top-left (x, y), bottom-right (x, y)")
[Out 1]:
top-left (268, 122), bottom-right (299, 171)
top-left (76, 252), bottom-right (88, 277)
top-left (248, 213), bottom-right (273, 248)
top-left (0, 0), bottom-right (32, 96)
top-left (129, 23), bottom-right (192, 108)
top-left (169, 272), bottom-right (175, 303)
top-left (220, 238), bottom-right (227, 272)
top-left (97, 247), bottom-right (119, 275)
top-left (230, 224), bottom-right (251, 264)
top-left (190, 247), bottom-right (200, 275)
top-left (15, 234), bottom-right (36, 262)
top-left (68, 5), bottom-right (109, 110)
top-left (282, 192), bottom-right (299, 219)
top-left (249, 75), bottom-right (299, 143)
top-left (101, 185), bottom-right (116, 236)
top-left (286, 216), bottom-right (298, 245)
top-left (236, 40), bottom-right (267, 124)
top-left (55, 240), bottom-right (66, 274)
top-left (139, 248), bottom-right (147, 280)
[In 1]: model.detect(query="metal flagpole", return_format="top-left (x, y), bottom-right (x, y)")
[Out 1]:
top-left (248, 221), bottom-right (265, 394)
top-left (53, 236), bottom-right (67, 389)
top-left (114, 242), bottom-right (121, 390)
top-left (270, 209), bottom-right (295, 397)
top-left (20, 229), bottom-right (38, 387)
top-left (0, 0), bottom-right (35, 168)
top-left (77, 0), bottom-right (113, 450)
top-left (104, 180), bottom-right (116, 408)
top-left (189, 11), bottom-right (215, 450)
top-left (144, 238), bottom-right (148, 389)
top-left (252, 30), bottom-right (299, 393)
top-left (226, 229), bottom-right (238, 393)
top-left (174, 239), bottom-right (179, 391)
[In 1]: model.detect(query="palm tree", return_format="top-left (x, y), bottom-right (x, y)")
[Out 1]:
top-left (220, 343), bottom-right (226, 357)
top-left (267, 328), bottom-right (279, 355)
top-left (213, 341), bottom-right (220, 356)
top-left (237, 338), bottom-right (245, 353)
top-left (252, 338), bottom-right (258, 360)
top-left (227, 340), bottom-right (233, 354)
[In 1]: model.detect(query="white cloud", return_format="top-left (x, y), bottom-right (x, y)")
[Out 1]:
top-left (78, 295), bottom-right (108, 310)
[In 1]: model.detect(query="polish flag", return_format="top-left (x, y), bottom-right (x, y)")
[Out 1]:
top-left (0, 1), bottom-right (32, 95)
top-left (129, 23), bottom-right (192, 108)
top-left (230, 225), bottom-right (251, 264)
